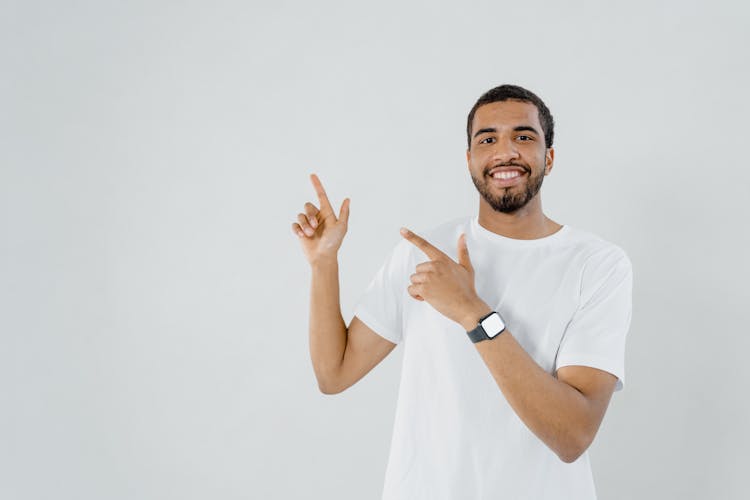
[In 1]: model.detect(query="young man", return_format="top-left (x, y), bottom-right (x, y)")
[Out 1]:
top-left (293, 84), bottom-right (633, 500)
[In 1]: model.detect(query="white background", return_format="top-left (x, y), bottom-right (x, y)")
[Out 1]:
top-left (2, 1), bottom-right (749, 498)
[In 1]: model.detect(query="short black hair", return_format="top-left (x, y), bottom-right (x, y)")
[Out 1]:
top-left (466, 84), bottom-right (554, 150)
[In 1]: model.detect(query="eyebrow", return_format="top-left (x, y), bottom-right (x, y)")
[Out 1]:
top-left (473, 125), bottom-right (541, 139)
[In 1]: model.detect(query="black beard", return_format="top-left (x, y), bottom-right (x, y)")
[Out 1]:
top-left (470, 168), bottom-right (545, 213)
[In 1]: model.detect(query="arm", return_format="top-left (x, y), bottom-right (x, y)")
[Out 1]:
top-left (308, 258), bottom-right (398, 394)
top-left (460, 301), bottom-right (618, 463)
top-left (397, 227), bottom-right (620, 464)
top-left (308, 257), bottom-right (348, 393)
top-left (294, 173), bottom-right (397, 394)
top-left (292, 173), bottom-right (351, 393)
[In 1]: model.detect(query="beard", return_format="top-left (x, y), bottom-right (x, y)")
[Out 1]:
top-left (470, 166), bottom-right (545, 214)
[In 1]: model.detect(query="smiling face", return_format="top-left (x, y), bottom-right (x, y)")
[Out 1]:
top-left (466, 99), bottom-right (554, 214)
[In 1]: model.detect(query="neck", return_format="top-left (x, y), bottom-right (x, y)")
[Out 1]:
top-left (477, 196), bottom-right (562, 240)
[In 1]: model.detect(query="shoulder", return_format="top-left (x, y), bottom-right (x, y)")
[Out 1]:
top-left (563, 227), bottom-right (633, 305)
top-left (564, 226), bottom-right (632, 271)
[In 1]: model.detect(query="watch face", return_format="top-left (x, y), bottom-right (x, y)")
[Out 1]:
top-left (481, 312), bottom-right (505, 338)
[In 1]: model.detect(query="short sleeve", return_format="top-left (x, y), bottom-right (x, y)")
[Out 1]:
top-left (351, 239), bottom-right (412, 345)
top-left (555, 247), bottom-right (633, 392)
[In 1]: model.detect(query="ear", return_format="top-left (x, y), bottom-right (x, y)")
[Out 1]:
top-left (466, 148), bottom-right (471, 170)
top-left (544, 147), bottom-right (554, 175)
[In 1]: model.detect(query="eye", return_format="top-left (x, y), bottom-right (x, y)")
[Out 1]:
top-left (517, 135), bottom-right (533, 141)
top-left (479, 137), bottom-right (495, 144)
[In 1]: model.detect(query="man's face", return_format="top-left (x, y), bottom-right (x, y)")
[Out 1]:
top-left (466, 100), bottom-right (554, 214)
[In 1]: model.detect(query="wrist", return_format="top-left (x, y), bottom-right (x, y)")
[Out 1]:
top-left (460, 300), bottom-right (493, 331)
top-left (310, 254), bottom-right (339, 269)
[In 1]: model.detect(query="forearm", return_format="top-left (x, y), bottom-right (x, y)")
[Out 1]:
top-left (309, 257), bottom-right (347, 392)
top-left (461, 302), bottom-right (591, 462)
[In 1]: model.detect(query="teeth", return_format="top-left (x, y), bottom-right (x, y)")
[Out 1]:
top-left (492, 171), bottom-right (522, 179)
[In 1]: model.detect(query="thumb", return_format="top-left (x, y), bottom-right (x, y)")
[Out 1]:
top-left (338, 198), bottom-right (350, 225)
top-left (457, 233), bottom-right (473, 271)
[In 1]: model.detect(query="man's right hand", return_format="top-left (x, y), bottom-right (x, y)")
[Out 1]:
top-left (292, 173), bottom-right (351, 265)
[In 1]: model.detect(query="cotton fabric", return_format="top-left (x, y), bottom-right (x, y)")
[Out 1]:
top-left (352, 214), bottom-right (633, 500)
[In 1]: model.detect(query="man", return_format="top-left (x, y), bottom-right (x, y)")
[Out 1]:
top-left (292, 84), bottom-right (633, 499)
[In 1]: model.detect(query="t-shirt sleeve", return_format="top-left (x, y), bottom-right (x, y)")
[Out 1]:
top-left (351, 238), bottom-right (412, 345)
top-left (555, 247), bottom-right (633, 392)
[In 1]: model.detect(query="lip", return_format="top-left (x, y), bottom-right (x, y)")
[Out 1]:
top-left (488, 171), bottom-right (526, 187)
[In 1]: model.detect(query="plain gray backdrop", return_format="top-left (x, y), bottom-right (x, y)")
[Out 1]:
top-left (2, 1), bottom-right (748, 499)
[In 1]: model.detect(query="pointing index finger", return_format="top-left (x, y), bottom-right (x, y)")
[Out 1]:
top-left (310, 173), bottom-right (333, 213)
top-left (400, 227), bottom-right (449, 262)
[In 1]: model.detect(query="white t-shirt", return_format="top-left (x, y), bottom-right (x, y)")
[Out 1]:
top-left (352, 214), bottom-right (633, 500)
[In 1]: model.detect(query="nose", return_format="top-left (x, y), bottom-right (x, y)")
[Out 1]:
top-left (489, 137), bottom-right (520, 164)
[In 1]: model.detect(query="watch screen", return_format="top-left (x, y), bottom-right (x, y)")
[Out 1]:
top-left (481, 313), bottom-right (505, 338)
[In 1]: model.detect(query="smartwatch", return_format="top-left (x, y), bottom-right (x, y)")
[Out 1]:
top-left (466, 310), bottom-right (506, 343)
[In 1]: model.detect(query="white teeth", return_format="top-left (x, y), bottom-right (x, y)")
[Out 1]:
top-left (492, 171), bottom-right (522, 179)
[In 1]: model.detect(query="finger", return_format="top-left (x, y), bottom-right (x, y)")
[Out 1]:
top-left (414, 262), bottom-right (435, 274)
top-left (297, 213), bottom-right (315, 236)
top-left (409, 272), bottom-right (427, 284)
top-left (338, 198), bottom-right (350, 226)
top-left (310, 173), bottom-right (335, 216)
top-left (303, 202), bottom-right (320, 228)
top-left (400, 227), bottom-right (450, 262)
top-left (457, 233), bottom-right (472, 271)
top-left (407, 284), bottom-right (425, 300)
top-left (291, 222), bottom-right (305, 238)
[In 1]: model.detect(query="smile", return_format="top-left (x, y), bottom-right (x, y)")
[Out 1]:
top-left (489, 171), bottom-right (526, 187)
